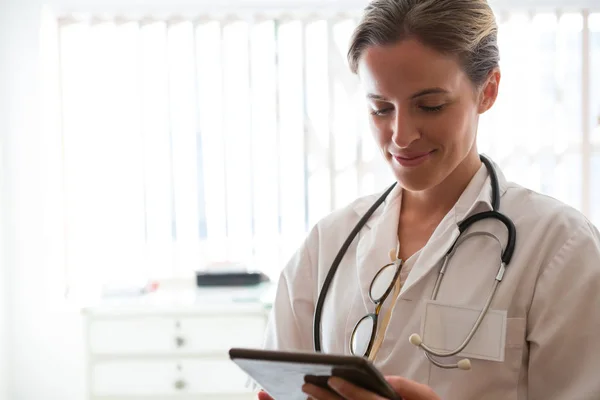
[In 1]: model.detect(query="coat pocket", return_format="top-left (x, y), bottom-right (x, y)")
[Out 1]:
top-left (427, 317), bottom-right (526, 400)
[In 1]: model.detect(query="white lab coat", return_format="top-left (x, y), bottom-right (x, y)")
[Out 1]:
top-left (263, 161), bottom-right (600, 399)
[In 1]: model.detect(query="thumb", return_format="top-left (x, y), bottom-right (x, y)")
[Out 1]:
top-left (258, 390), bottom-right (274, 400)
top-left (385, 376), bottom-right (440, 400)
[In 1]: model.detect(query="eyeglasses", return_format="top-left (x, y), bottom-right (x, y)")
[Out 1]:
top-left (350, 251), bottom-right (403, 359)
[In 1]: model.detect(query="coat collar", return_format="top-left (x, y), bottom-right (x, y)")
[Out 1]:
top-left (352, 181), bottom-right (402, 230)
top-left (353, 156), bottom-right (509, 305)
top-left (454, 156), bottom-right (510, 220)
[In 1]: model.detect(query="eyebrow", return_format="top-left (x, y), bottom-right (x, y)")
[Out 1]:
top-left (411, 87), bottom-right (449, 99)
top-left (366, 93), bottom-right (390, 101)
top-left (366, 87), bottom-right (449, 101)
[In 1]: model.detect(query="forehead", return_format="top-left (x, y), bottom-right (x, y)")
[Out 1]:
top-left (357, 39), bottom-right (469, 97)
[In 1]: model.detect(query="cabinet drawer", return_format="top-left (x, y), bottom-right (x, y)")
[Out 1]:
top-left (176, 316), bottom-right (266, 352)
top-left (90, 317), bottom-right (176, 354)
top-left (92, 359), bottom-right (251, 396)
top-left (181, 359), bottom-right (250, 393)
top-left (93, 361), bottom-right (179, 396)
top-left (89, 315), bottom-right (267, 355)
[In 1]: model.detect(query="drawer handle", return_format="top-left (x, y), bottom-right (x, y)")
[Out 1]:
top-left (175, 336), bottom-right (186, 348)
top-left (174, 379), bottom-right (187, 390)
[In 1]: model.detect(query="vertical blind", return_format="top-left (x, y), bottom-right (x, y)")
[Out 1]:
top-left (56, 8), bottom-right (600, 291)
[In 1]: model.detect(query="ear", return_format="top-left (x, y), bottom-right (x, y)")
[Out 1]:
top-left (478, 69), bottom-right (501, 114)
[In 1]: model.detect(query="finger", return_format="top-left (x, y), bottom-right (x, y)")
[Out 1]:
top-left (257, 390), bottom-right (274, 400)
top-left (385, 376), bottom-right (440, 400)
top-left (302, 382), bottom-right (344, 400)
top-left (327, 377), bottom-right (384, 400)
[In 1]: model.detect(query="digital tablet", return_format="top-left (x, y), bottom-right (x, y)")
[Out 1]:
top-left (229, 348), bottom-right (402, 400)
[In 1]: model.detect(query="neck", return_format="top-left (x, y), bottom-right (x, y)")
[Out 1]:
top-left (402, 151), bottom-right (482, 220)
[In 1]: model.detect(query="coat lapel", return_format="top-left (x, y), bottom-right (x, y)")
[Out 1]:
top-left (400, 160), bottom-right (506, 296)
top-left (399, 216), bottom-right (460, 296)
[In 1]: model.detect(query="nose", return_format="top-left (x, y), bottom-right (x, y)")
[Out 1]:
top-left (391, 110), bottom-right (420, 148)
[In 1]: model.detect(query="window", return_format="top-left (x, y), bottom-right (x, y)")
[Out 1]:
top-left (54, 6), bottom-right (600, 293)
top-left (479, 11), bottom-right (600, 218)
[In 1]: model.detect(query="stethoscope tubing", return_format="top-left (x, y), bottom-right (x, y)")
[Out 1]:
top-left (313, 155), bottom-right (516, 359)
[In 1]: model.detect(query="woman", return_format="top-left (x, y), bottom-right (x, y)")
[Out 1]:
top-left (260, 0), bottom-right (600, 399)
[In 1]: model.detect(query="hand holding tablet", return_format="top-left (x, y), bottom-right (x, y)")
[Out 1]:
top-left (229, 348), bottom-right (400, 400)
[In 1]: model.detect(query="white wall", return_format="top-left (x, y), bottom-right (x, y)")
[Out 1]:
top-left (1, 0), bottom-right (11, 397)
top-left (2, 0), bottom-right (87, 398)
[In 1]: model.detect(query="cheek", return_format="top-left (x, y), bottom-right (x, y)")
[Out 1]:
top-left (427, 107), bottom-right (475, 146)
top-left (369, 117), bottom-right (390, 147)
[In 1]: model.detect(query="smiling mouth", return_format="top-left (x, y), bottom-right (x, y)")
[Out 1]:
top-left (392, 150), bottom-right (435, 167)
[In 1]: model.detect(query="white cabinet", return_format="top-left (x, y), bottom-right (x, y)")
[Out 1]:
top-left (93, 361), bottom-right (180, 396)
top-left (180, 359), bottom-right (250, 393)
top-left (90, 318), bottom-right (178, 354)
top-left (83, 288), bottom-right (271, 400)
top-left (91, 359), bottom-right (249, 397)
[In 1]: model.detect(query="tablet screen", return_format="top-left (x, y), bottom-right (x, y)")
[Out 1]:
top-left (235, 358), bottom-right (335, 400)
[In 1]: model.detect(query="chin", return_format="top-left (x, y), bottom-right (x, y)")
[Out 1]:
top-left (395, 174), bottom-right (439, 192)
top-left (389, 160), bottom-right (443, 192)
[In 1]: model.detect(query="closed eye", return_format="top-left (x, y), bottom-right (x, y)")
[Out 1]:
top-left (370, 107), bottom-right (394, 116)
top-left (420, 104), bottom-right (445, 113)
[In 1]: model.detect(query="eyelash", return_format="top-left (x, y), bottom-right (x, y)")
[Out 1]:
top-left (370, 108), bottom-right (393, 116)
top-left (370, 104), bottom-right (445, 116)
top-left (420, 105), bottom-right (445, 113)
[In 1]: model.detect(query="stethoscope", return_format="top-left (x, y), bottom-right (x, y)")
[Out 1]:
top-left (313, 154), bottom-right (516, 370)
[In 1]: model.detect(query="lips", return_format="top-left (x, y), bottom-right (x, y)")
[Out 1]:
top-left (392, 150), bottom-right (435, 167)
top-left (396, 152), bottom-right (432, 160)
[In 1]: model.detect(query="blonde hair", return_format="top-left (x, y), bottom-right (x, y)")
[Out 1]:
top-left (348, 0), bottom-right (499, 86)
